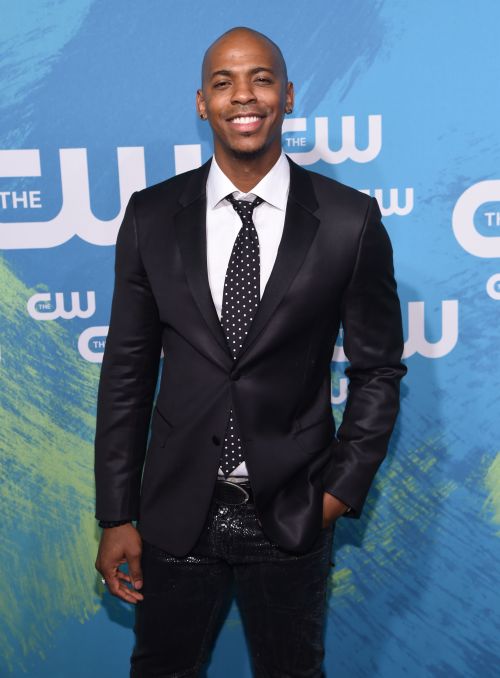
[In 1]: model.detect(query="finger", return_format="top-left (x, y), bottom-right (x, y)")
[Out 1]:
top-left (116, 570), bottom-right (132, 583)
top-left (127, 552), bottom-right (144, 590)
top-left (117, 576), bottom-right (144, 602)
top-left (105, 574), bottom-right (144, 603)
top-left (104, 563), bottom-right (134, 585)
top-left (117, 580), bottom-right (144, 603)
top-left (100, 564), bottom-right (133, 589)
top-left (96, 554), bottom-right (123, 578)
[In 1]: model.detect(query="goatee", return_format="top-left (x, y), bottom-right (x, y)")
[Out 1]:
top-left (230, 144), bottom-right (267, 161)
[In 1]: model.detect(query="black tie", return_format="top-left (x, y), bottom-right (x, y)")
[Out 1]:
top-left (219, 193), bottom-right (263, 477)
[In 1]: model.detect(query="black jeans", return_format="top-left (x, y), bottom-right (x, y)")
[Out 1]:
top-left (131, 493), bottom-right (335, 678)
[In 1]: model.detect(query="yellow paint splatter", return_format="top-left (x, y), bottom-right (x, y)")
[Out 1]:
top-left (330, 567), bottom-right (360, 603)
top-left (0, 255), bottom-right (102, 673)
top-left (483, 452), bottom-right (500, 535)
top-left (328, 431), bottom-right (458, 609)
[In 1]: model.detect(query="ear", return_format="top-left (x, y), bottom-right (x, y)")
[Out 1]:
top-left (196, 89), bottom-right (207, 119)
top-left (285, 82), bottom-right (294, 113)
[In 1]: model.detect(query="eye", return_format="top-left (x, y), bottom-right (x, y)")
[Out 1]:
top-left (213, 80), bottom-right (230, 89)
top-left (255, 76), bottom-right (272, 84)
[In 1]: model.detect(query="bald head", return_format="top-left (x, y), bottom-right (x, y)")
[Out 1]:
top-left (201, 27), bottom-right (288, 88)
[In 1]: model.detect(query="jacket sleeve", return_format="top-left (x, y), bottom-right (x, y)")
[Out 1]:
top-left (94, 193), bottom-right (162, 521)
top-left (323, 197), bottom-right (407, 517)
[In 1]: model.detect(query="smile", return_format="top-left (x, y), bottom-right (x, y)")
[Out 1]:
top-left (226, 115), bottom-right (265, 132)
top-left (229, 115), bottom-right (262, 124)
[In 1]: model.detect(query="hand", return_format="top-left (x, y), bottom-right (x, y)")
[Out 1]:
top-left (95, 523), bottom-right (144, 604)
top-left (322, 492), bottom-right (349, 528)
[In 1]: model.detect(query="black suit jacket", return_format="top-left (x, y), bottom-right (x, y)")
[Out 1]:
top-left (95, 156), bottom-right (406, 555)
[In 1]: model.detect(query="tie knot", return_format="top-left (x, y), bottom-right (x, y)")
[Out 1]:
top-left (226, 193), bottom-right (263, 221)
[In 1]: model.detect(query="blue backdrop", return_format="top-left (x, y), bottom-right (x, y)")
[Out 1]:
top-left (1, 1), bottom-right (499, 676)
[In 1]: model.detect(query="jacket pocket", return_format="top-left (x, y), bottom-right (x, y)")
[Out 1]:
top-left (293, 415), bottom-right (335, 455)
top-left (149, 407), bottom-right (174, 448)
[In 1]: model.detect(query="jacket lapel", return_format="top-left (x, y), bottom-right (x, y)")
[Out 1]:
top-left (174, 160), bottom-right (231, 361)
top-left (235, 158), bottom-right (320, 363)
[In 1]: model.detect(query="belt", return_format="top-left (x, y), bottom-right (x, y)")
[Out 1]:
top-left (214, 479), bottom-right (254, 505)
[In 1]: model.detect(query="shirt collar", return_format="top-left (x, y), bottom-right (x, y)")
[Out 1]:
top-left (206, 152), bottom-right (290, 211)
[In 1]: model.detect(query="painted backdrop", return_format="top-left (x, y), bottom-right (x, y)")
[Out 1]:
top-left (1, 1), bottom-right (499, 676)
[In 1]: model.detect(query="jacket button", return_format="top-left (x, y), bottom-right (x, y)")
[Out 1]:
top-left (230, 372), bottom-right (240, 381)
top-left (212, 435), bottom-right (221, 446)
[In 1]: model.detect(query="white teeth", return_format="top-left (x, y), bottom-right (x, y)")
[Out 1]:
top-left (231, 116), bottom-right (260, 124)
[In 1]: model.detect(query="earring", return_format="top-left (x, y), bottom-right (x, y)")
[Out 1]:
top-left (285, 108), bottom-right (293, 114)
top-left (200, 113), bottom-right (206, 120)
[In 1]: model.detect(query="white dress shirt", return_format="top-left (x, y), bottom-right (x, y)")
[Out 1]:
top-left (206, 152), bottom-right (290, 478)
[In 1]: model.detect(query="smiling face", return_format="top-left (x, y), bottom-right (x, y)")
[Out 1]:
top-left (197, 29), bottom-right (294, 165)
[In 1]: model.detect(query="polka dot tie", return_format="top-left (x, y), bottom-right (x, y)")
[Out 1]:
top-left (220, 193), bottom-right (263, 477)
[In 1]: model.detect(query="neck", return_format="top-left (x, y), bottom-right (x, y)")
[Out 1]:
top-left (214, 145), bottom-right (281, 193)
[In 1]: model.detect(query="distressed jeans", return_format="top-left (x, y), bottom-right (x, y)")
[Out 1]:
top-left (130, 493), bottom-right (335, 678)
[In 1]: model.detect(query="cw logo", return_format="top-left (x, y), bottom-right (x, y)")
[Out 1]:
top-left (331, 300), bottom-right (459, 405)
top-left (0, 148), bottom-right (145, 249)
top-left (27, 291), bottom-right (96, 320)
top-left (0, 146), bottom-right (204, 250)
top-left (404, 300), bottom-right (458, 358)
top-left (486, 273), bottom-right (500, 300)
top-left (78, 328), bottom-right (168, 363)
top-left (333, 300), bottom-right (459, 363)
top-left (78, 325), bottom-right (108, 363)
top-left (452, 180), bottom-right (500, 257)
top-left (360, 187), bottom-right (414, 217)
top-left (283, 115), bottom-right (382, 165)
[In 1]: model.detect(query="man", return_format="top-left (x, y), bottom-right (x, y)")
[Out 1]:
top-left (95, 27), bottom-right (406, 677)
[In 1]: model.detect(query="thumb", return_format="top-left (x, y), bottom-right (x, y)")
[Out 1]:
top-left (127, 551), bottom-right (143, 590)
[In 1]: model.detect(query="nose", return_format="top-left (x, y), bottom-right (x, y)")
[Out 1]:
top-left (231, 78), bottom-right (257, 105)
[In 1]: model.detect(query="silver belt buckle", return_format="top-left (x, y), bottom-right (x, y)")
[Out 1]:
top-left (218, 479), bottom-right (250, 504)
